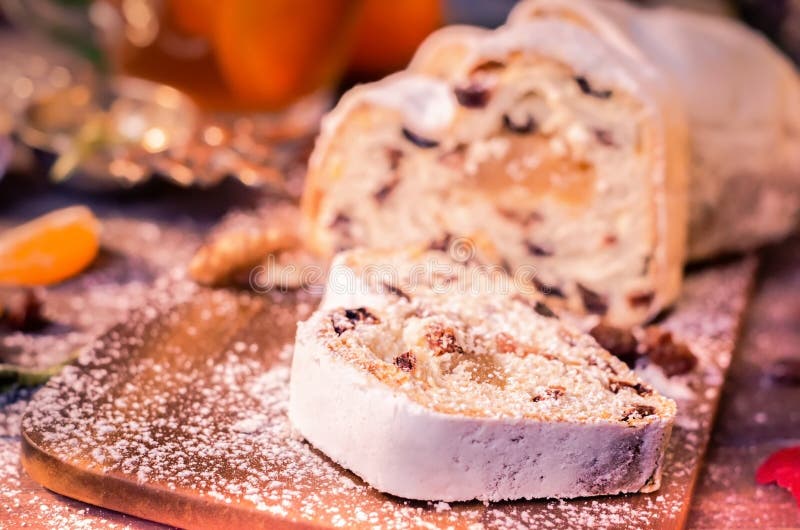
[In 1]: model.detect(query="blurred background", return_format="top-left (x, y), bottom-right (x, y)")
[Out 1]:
top-left (0, 0), bottom-right (797, 194)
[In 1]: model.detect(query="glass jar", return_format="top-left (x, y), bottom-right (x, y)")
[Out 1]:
top-left (90, 0), bottom-right (364, 114)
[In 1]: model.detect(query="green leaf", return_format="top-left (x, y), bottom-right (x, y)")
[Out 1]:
top-left (0, 352), bottom-right (79, 391)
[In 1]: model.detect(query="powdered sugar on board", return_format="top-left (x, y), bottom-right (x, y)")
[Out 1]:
top-left (0, 217), bottom-right (202, 370)
top-left (20, 258), bottom-right (756, 530)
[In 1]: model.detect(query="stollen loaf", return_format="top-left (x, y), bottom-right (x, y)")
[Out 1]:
top-left (509, 0), bottom-right (800, 259)
top-left (302, 19), bottom-right (689, 327)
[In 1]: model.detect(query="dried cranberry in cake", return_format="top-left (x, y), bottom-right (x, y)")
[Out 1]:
top-left (382, 281), bottom-right (411, 301)
top-left (454, 83), bottom-right (491, 108)
top-left (425, 321), bottom-right (464, 356)
top-left (590, 323), bottom-right (638, 368)
top-left (574, 75), bottom-right (613, 99)
top-left (640, 327), bottom-right (697, 377)
top-left (532, 277), bottom-right (565, 298)
top-left (609, 379), bottom-right (653, 396)
top-left (331, 307), bottom-right (380, 335)
top-left (401, 127), bottom-right (439, 149)
top-left (385, 147), bottom-right (404, 170)
top-left (427, 232), bottom-right (453, 252)
top-left (578, 283), bottom-right (609, 315)
top-left (628, 291), bottom-right (655, 309)
top-left (620, 404), bottom-right (656, 422)
top-left (525, 241), bottom-right (553, 257)
top-left (347, 307), bottom-right (379, 323)
top-left (502, 112), bottom-right (537, 134)
top-left (394, 351), bottom-right (417, 372)
top-left (531, 386), bottom-right (566, 402)
top-left (534, 301), bottom-right (558, 319)
top-left (374, 175), bottom-right (400, 203)
top-left (594, 128), bottom-right (616, 146)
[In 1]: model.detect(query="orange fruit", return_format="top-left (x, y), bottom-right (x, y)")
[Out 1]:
top-left (348, 0), bottom-right (443, 75)
top-left (212, 0), bottom-right (361, 110)
top-left (0, 206), bottom-right (101, 286)
top-left (168, 0), bottom-right (219, 37)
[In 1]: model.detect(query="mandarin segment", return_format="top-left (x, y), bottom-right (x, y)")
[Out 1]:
top-left (0, 206), bottom-right (101, 286)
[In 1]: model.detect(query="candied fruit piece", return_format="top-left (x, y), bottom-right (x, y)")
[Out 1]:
top-left (0, 206), bottom-right (100, 286)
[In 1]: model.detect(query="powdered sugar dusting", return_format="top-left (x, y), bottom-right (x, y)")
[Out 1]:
top-left (0, 437), bottom-right (162, 529)
top-left (18, 258), bottom-right (755, 529)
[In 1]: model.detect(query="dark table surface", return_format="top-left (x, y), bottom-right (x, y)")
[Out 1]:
top-left (0, 169), bottom-right (799, 529)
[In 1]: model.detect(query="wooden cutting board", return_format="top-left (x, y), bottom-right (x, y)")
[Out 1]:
top-left (20, 257), bottom-right (756, 530)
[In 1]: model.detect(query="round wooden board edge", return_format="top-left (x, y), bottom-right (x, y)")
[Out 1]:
top-left (19, 428), bottom-right (325, 530)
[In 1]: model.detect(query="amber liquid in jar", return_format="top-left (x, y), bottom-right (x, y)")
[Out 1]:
top-left (105, 0), bottom-right (362, 112)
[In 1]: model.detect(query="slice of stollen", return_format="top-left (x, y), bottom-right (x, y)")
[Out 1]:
top-left (289, 264), bottom-right (676, 501)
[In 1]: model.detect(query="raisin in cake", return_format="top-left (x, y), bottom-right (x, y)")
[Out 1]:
top-left (289, 290), bottom-right (676, 501)
top-left (302, 19), bottom-right (689, 327)
top-left (509, 0), bottom-right (800, 260)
